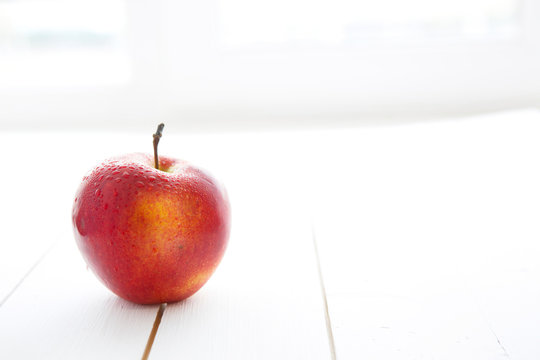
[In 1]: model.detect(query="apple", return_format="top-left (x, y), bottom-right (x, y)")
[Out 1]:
top-left (72, 124), bottom-right (230, 304)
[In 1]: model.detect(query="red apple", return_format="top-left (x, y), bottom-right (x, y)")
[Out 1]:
top-left (72, 130), bottom-right (230, 304)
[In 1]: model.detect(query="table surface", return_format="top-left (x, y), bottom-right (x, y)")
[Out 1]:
top-left (1, 109), bottom-right (540, 359)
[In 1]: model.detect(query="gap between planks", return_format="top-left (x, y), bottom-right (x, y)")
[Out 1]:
top-left (141, 303), bottom-right (167, 360)
top-left (312, 224), bottom-right (337, 360)
top-left (139, 219), bottom-right (334, 360)
top-left (0, 242), bottom-right (57, 307)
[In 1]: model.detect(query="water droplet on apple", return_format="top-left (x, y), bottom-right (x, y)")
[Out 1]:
top-left (114, 178), bottom-right (122, 183)
top-left (98, 175), bottom-right (104, 181)
top-left (76, 216), bottom-right (86, 236)
top-left (122, 171), bottom-right (130, 178)
top-left (106, 175), bottom-right (113, 181)
top-left (148, 176), bottom-right (156, 182)
top-left (136, 181), bottom-right (144, 188)
top-left (95, 189), bottom-right (101, 197)
top-left (112, 170), bottom-right (120, 175)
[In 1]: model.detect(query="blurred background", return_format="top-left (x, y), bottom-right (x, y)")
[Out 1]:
top-left (0, 0), bottom-right (539, 132)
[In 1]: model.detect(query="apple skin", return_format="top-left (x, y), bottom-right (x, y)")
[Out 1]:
top-left (72, 153), bottom-right (230, 304)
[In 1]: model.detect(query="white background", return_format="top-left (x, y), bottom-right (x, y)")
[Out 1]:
top-left (0, 0), bottom-right (539, 131)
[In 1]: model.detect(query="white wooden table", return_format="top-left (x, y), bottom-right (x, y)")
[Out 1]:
top-left (1, 109), bottom-right (540, 359)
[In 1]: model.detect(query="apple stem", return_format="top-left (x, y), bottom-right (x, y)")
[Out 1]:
top-left (153, 123), bottom-right (165, 170)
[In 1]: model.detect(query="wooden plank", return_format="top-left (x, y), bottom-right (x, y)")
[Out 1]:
top-left (323, 293), bottom-right (508, 359)
top-left (309, 110), bottom-right (540, 359)
top-left (0, 234), bottom-right (160, 359)
top-left (149, 154), bottom-right (332, 359)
